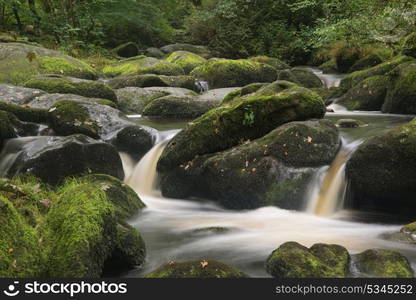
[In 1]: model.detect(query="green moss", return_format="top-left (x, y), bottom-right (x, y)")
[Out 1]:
top-left (266, 242), bottom-right (350, 278)
top-left (319, 59), bottom-right (338, 73)
top-left (335, 46), bottom-right (361, 73)
top-left (39, 57), bottom-right (97, 80)
top-left (349, 54), bottom-right (383, 73)
top-left (24, 76), bottom-right (117, 102)
top-left (166, 51), bottom-right (206, 74)
top-left (109, 74), bottom-right (196, 90)
top-left (49, 101), bottom-right (99, 138)
top-left (402, 33), bottom-right (416, 58)
top-left (222, 83), bottom-right (267, 104)
top-left (249, 56), bottom-right (289, 70)
top-left (401, 222), bottom-right (416, 235)
top-left (144, 260), bottom-right (247, 278)
top-left (354, 249), bottom-right (413, 278)
top-left (0, 111), bottom-right (17, 141)
top-left (190, 59), bottom-right (277, 89)
top-left (0, 102), bottom-right (49, 123)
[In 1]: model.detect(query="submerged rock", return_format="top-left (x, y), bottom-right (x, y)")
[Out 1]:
top-left (144, 260), bottom-right (247, 278)
top-left (266, 242), bottom-right (350, 278)
top-left (353, 249), bottom-right (413, 278)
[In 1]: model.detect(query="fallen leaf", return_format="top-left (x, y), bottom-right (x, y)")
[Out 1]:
top-left (200, 260), bottom-right (208, 268)
top-left (306, 136), bottom-right (313, 143)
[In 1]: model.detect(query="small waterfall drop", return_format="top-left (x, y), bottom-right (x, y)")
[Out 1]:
top-left (195, 80), bottom-right (209, 93)
top-left (310, 68), bottom-right (344, 88)
top-left (306, 139), bottom-right (362, 216)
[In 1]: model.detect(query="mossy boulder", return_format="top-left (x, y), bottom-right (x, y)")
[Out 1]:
top-left (145, 47), bottom-right (164, 58)
top-left (102, 56), bottom-right (185, 77)
top-left (0, 84), bottom-right (45, 105)
top-left (109, 74), bottom-right (196, 90)
top-left (353, 249), bottom-right (413, 278)
top-left (160, 43), bottom-right (211, 58)
top-left (190, 59), bottom-right (277, 89)
top-left (159, 119), bottom-right (340, 209)
top-left (319, 59), bottom-right (338, 73)
top-left (346, 119), bottom-right (416, 215)
top-left (157, 86), bottom-right (326, 173)
top-left (144, 260), bottom-right (247, 278)
top-left (23, 75), bottom-right (117, 102)
top-left (113, 42), bottom-right (140, 58)
top-left (335, 47), bottom-right (361, 73)
top-left (249, 56), bottom-right (289, 70)
top-left (277, 68), bottom-right (323, 88)
top-left (338, 75), bottom-right (389, 111)
top-left (0, 110), bottom-right (17, 142)
top-left (0, 42), bottom-right (97, 85)
top-left (4, 135), bottom-right (124, 186)
top-left (166, 51), bottom-right (207, 74)
top-left (402, 33), bottom-right (416, 58)
top-left (112, 125), bottom-right (155, 161)
top-left (349, 54), bottom-right (383, 73)
top-left (0, 101), bottom-right (49, 123)
top-left (27, 92), bottom-right (116, 109)
top-left (401, 222), bottom-right (416, 237)
top-left (382, 63), bottom-right (416, 114)
top-left (266, 242), bottom-right (350, 278)
top-left (222, 83), bottom-right (268, 104)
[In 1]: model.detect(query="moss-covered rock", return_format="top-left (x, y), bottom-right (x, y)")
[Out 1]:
top-left (222, 83), bottom-right (268, 104)
top-left (145, 47), bottom-right (164, 58)
top-left (166, 51), bottom-right (207, 74)
top-left (346, 119), bottom-right (416, 215)
top-left (0, 101), bottom-right (49, 123)
top-left (102, 56), bottom-right (185, 77)
top-left (157, 86), bottom-right (326, 173)
top-left (319, 59), bottom-right (338, 73)
top-left (349, 54), bottom-right (383, 73)
top-left (401, 222), bottom-right (416, 236)
top-left (338, 75), bottom-right (389, 111)
top-left (402, 33), bottom-right (416, 58)
top-left (113, 42), bottom-right (140, 58)
top-left (160, 119), bottom-right (339, 209)
top-left (266, 242), bottom-right (350, 278)
top-left (277, 68), bottom-right (323, 88)
top-left (5, 135), bottom-right (124, 186)
top-left (190, 59), bottom-right (277, 89)
top-left (144, 260), bottom-right (247, 278)
top-left (0, 42), bottom-right (97, 85)
top-left (160, 43), bottom-right (211, 58)
top-left (112, 125), bottom-right (154, 161)
top-left (335, 47), bottom-right (361, 73)
top-left (0, 111), bottom-right (17, 143)
top-left (109, 74), bottom-right (196, 90)
top-left (353, 249), bottom-right (413, 278)
top-left (249, 56), bottom-right (289, 70)
top-left (23, 75), bottom-right (117, 102)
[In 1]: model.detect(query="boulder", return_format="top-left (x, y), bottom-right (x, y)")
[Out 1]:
top-left (346, 119), bottom-right (416, 215)
top-left (190, 59), bottom-right (277, 89)
top-left (353, 249), bottom-right (413, 278)
top-left (23, 75), bottom-right (117, 102)
top-left (102, 56), bottom-right (185, 77)
top-left (3, 134), bottom-right (124, 185)
top-left (266, 242), bottom-right (350, 278)
top-left (402, 33), bottom-right (416, 58)
top-left (349, 54), bottom-right (383, 73)
top-left (0, 42), bottom-right (97, 85)
top-left (0, 84), bottom-right (45, 105)
top-left (160, 119), bottom-right (340, 209)
top-left (144, 260), bottom-right (247, 278)
top-left (165, 51), bottom-right (207, 74)
top-left (319, 60), bottom-right (338, 74)
top-left (145, 47), bottom-right (164, 58)
top-left (157, 86), bottom-right (326, 173)
top-left (277, 68), bottom-right (323, 88)
top-left (0, 101), bottom-right (49, 123)
top-left (335, 47), bottom-right (361, 73)
top-left (112, 125), bottom-right (155, 160)
top-left (338, 75), bottom-right (389, 110)
top-left (108, 74), bottom-right (196, 90)
top-left (160, 43), bottom-right (211, 58)
top-left (0, 111), bottom-right (18, 143)
top-left (249, 56), bottom-right (289, 70)
top-left (113, 42), bottom-right (140, 58)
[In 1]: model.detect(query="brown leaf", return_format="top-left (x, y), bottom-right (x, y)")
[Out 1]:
top-left (200, 260), bottom-right (208, 268)
top-left (305, 136), bottom-right (313, 143)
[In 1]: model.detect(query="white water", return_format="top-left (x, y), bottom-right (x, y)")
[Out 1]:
top-left (310, 67), bottom-right (344, 88)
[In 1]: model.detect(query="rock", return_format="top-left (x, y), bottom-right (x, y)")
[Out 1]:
top-left (102, 56), bottom-right (185, 77)
top-left (108, 74), bottom-right (196, 90)
top-left (249, 56), bottom-right (289, 70)
top-left (4, 134), bottom-right (124, 185)
top-left (349, 54), bottom-right (383, 73)
top-left (335, 47), bottom-right (361, 73)
top-left (277, 68), bottom-right (323, 88)
top-left (145, 47), bottom-right (164, 58)
top-left (160, 119), bottom-right (340, 209)
top-left (402, 33), bottom-right (416, 58)
top-left (222, 83), bottom-right (268, 104)
top-left (335, 119), bottom-right (367, 128)
top-left (319, 60), bottom-right (338, 73)
top-left (326, 108), bottom-right (335, 113)
top-left (198, 87), bottom-right (240, 105)
top-left (0, 32), bottom-right (17, 43)
top-left (157, 86), bottom-right (326, 173)
top-left (353, 249), bottom-right (413, 278)
top-left (165, 51), bottom-right (207, 74)
top-left (0, 101), bottom-right (49, 123)
top-left (340, 56), bottom-right (414, 92)
top-left (0, 42), bottom-right (97, 85)
top-left (144, 260), bottom-right (247, 278)
top-left (113, 42), bottom-right (140, 58)
top-left (0, 84), bottom-right (45, 105)
top-left (346, 119), bottom-right (416, 215)
top-left (190, 59), bottom-right (277, 89)
top-left (28, 93), bottom-right (116, 109)
top-left (112, 125), bottom-right (154, 160)
top-left (382, 62), bottom-right (416, 114)
top-left (266, 242), bottom-right (350, 278)
top-left (401, 222), bottom-right (416, 237)
top-left (160, 43), bottom-right (211, 58)
top-left (23, 75), bottom-right (117, 102)
top-left (338, 76), bottom-right (389, 111)
top-left (0, 111), bottom-right (18, 143)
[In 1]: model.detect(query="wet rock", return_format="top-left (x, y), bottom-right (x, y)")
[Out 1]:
top-left (0, 84), bottom-right (45, 105)
top-left (336, 119), bottom-right (367, 128)
top-left (112, 125), bottom-right (154, 161)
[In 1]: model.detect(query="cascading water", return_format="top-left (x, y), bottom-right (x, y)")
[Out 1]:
top-left (310, 67), bottom-right (345, 88)
top-left (195, 80), bottom-right (209, 93)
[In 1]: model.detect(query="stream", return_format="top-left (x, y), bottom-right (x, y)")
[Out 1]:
top-left (119, 71), bottom-right (416, 277)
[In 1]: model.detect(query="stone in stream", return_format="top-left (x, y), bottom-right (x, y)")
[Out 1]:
top-left (3, 134), bottom-right (125, 185)
top-left (0, 42), bottom-right (97, 85)
top-left (23, 75), bottom-right (117, 102)
top-left (349, 54), bottom-right (383, 73)
top-left (266, 242), bottom-right (350, 278)
top-left (190, 59), bottom-right (277, 89)
top-left (249, 56), bottom-right (290, 70)
top-left (0, 84), bottom-right (45, 105)
top-left (108, 74), bottom-right (196, 90)
top-left (112, 126), bottom-right (155, 161)
top-left (277, 67), bottom-right (323, 88)
top-left (165, 51), bottom-right (207, 74)
top-left (335, 119), bottom-right (368, 128)
top-left (346, 119), bottom-right (416, 216)
top-left (353, 249), bottom-right (414, 278)
top-left (159, 43), bottom-right (211, 58)
top-left (160, 119), bottom-right (340, 210)
top-left (144, 260), bottom-right (247, 278)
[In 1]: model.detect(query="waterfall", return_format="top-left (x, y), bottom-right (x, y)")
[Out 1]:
top-left (195, 80), bottom-right (209, 93)
top-left (310, 68), bottom-right (344, 88)
top-left (306, 139), bottom-right (362, 216)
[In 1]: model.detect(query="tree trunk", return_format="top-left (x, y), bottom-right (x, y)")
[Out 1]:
top-left (12, 3), bottom-right (22, 31)
top-left (28, 0), bottom-right (41, 26)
